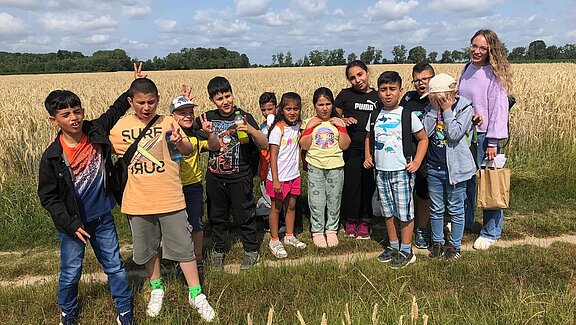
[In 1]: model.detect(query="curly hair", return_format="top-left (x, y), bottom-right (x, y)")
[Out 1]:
top-left (470, 29), bottom-right (513, 95)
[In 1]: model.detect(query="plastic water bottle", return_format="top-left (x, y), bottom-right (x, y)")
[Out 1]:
top-left (234, 111), bottom-right (249, 144)
top-left (165, 130), bottom-right (182, 162)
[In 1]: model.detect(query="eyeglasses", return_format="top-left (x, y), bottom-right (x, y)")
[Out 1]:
top-left (412, 76), bottom-right (434, 84)
top-left (470, 44), bottom-right (489, 53)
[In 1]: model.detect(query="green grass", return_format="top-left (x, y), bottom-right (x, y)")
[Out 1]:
top-left (1, 243), bottom-right (575, 324)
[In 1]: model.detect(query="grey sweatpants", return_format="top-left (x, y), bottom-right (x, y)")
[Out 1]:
top-left (307, 165), bottom-right (344, 233)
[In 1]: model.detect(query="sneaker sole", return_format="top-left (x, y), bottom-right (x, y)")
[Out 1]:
top-left (415, 243), bottom-right (429, 249)
top-left (355, 235), bottom-right (371, 240)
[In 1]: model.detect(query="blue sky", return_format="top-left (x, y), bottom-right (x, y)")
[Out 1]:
top-left (0, 0), bottom-right (574, 65)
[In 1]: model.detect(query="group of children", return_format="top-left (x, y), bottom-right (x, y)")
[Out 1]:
top-left (39, 61), bottom-right (484, 324)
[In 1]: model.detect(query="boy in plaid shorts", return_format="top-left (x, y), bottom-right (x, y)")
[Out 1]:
top-left (364, 71), bottom-right (428, 269)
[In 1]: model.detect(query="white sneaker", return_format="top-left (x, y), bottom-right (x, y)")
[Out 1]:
top-left (190, 293), bottom-right (216, 322)
top-left (473, 236), bottom-right (497, 250)
top-left (146, 289), bottom-right (164, 317)
top-left (269, 239), bottom-right (288, 258)
top-left (283, 236), bottom-right (307, 249)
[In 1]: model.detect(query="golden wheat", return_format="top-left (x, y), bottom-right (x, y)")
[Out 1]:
top-left (0, 64), bottom-right (575, 182)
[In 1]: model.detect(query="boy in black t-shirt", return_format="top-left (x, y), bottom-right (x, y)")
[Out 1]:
top-left (198, 76), bottom-right (268, 270)
top-left (399, 62), bottom-right (435, 249)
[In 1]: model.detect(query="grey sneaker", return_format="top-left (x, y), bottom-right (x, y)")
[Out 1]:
top-left (389, 250), bottom-right (416, 269)
top-left (240, 251), bottom-right (260, 270)
top-left (210, 252), bottom-right (224, 270)
top-left (377, 246), bottom-right (398, 263)
top-left (283, 236), bottom-right (307, 249)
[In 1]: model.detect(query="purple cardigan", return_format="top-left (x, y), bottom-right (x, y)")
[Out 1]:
top-left (458, 63), bottom-right (509, 146)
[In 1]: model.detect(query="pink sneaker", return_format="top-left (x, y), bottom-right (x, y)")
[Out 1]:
top-left (356, 220), bottom-right (371, 239)
top-left (344, 220), bottom-right (356, 237)
top-left (312, 233), bottom-right (327, 248)
top-left (325, 230), bottom-right (339, 247)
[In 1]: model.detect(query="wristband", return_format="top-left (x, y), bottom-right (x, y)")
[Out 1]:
top-left (336, 126), bottom-right (348, 134)
top-left (302, 128), bottom-right (314, 136)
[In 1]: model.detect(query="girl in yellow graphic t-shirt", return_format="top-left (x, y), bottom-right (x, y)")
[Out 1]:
top-left (299, 87), bottom-right (351, 248)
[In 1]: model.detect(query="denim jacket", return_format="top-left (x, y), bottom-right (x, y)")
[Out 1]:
top-left (423, 95), bottom-right (476, 185)
top-left (37, 92), bottom-right (130, 236)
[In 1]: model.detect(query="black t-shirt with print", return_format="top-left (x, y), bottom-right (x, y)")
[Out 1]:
top-left (195, 107), bottom-right (260, 182)
top-left (334, 87), bottom-right (380, 149)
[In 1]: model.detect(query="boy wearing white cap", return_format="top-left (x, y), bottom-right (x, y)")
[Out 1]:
top-left (421, 73), bottom-right (477, 260)
top-left (169, 94), bottom-right (220, 277)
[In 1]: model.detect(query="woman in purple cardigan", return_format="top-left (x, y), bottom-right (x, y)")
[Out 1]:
top-left (458, 29), bottom-right (513, 250)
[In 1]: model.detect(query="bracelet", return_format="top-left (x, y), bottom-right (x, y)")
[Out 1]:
top-left (336, 126), bottom-right (348, 134)
top-left (302, 128), bottom-right (314, 136)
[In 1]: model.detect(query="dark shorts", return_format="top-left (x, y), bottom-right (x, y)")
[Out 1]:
top-left (183, 182), bottom-right (204, 232)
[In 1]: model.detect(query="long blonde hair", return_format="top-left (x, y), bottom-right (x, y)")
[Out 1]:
top-left (470, 29), bottom-right (513, 95)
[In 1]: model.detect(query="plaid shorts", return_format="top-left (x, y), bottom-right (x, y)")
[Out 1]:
top-left (375, 169), bottom-right (415, 222)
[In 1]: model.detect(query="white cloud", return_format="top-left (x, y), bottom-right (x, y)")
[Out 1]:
top-left (122, 5), bottom-right (152, 19)
top-left (325, 21), bottom-right (355, 33)
top-left (292, 0), bottom-right (326, 15)
top-left (155, 18), bottom-right (177, 33)
top-left (235, 0), bottom-right (270, 17)
top-left (332, 8), bottom-right (345, 17)
top-left (261, 9), bottom-right (302, 26)
top-left (427, 0), bottom-right (504, 15)
top-left (198, 19), bottom-right (250, 38)
top-left (40, 13), bottom-right (116, 32)
top-left (382, 16), bottom-right (418, 31)
top-left (79, 34), bottom-right (109, 45)
top-left (0, 12), bottom-right (28, 36)
top-left (366, 0), bottom-right (419, 20)
top-left (0, 0), bottom-right (41, 8)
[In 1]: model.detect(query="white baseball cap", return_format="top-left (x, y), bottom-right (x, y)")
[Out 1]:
top-left (169, 95), bottom-right (197, 113)
top-left (420, 73), bottom-right (457, 99)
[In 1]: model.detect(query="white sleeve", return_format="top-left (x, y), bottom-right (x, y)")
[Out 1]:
top-left (268, 125), bottom-right (282, 146)
top-left (411, 112), bottom-right (424, 133)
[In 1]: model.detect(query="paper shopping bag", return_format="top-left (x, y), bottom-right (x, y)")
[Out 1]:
top-left (476, 167), bottom-right (511, 209)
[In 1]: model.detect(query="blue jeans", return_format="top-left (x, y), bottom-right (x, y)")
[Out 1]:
top-left (58, 212), bottom-right (132, 315)
top-left (464, 132), bottom-right (504, 239)
top-left (428, 166), bottom-right (466, 250)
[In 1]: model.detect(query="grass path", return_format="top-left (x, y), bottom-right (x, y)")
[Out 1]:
top-left (2, 234), bottom-right (576, 287)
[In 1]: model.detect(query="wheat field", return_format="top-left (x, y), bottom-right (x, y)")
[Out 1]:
top-left (0, 64), bottom-right (575, 182)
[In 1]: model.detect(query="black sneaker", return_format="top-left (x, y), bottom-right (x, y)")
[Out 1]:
top-left (390, 250), bottom-right (416, 269)
top-left (240, 251), bottom-right (260, 270)
top-left (116, 310), bottom-right (136, 325)
top-left (429, 242), bottom-right (444, 259)
top-left (414, 227), bottom-right (429, 249)
top-left (210, 252), bottom-right (224, 270)
top-left (444, 245), bottom-right (462, 260)
top-left (377, 246), bottom-right (398, 263)
top-left (60, 311), bottom-right (78, 325)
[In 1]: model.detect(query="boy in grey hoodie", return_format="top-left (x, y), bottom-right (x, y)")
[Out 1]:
top-left (422, 73), bottom-right (476, 260)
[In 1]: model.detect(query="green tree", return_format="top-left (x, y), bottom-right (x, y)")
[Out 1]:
top-left (527, 40), bottom-right (547, 60)
top-left (360, 46), bottom-right (375, 64)
top-left (508, 47), bottom-right (526, 61)
top-left (302, 54), bottom-right (310, 67)
top-left (440, 50), bottom-right (453, 63)
top-left (347, 52), bottom-right (357, 63)
top-left (391, 45), bottom-right (407, 63)
top-left (407, 46), bottom-right (426, 63)
top-left (285, 51), bottom-right (293, 67)
top-left (309, 50), bottom-right (323, 66)
top-left (373, 49), bottom-right (382, 64)
top-left (427, 51), bottom-right (438, 63)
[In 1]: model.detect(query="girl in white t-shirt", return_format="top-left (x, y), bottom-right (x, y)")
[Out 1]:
top-left (299, 87), bottom-right (351, 248)
top-left (266, 92), bottom-right (307, 258)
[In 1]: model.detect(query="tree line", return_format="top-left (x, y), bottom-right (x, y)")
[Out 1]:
top-left (271, 40), bottom-right (576, 67)
top-left (0, 47), bottom-right (250, 74)
top-left (0, 38), bottom-right (574, 75)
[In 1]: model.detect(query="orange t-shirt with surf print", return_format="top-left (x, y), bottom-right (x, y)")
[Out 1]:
top-left (109, 115), bottom-right (185, 215)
